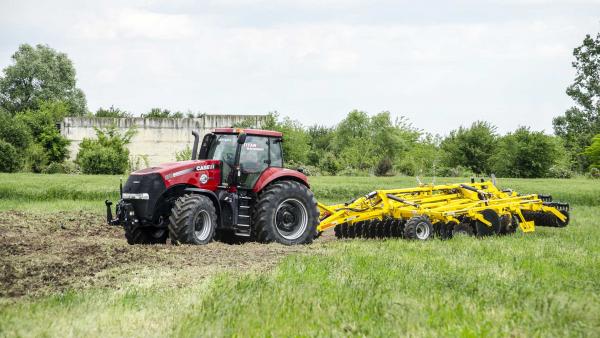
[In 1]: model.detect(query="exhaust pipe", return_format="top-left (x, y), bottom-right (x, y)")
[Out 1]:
top-left (191, 130), bottom-right (199, 160)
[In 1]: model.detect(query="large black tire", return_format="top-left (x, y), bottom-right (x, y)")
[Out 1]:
top-left (125, 223), bottom-right (168, 245)
top-left (404, 216), bottom-right (434, 240)
top-left (253, 180), bottom-right (319, 245)
top-left (168, 194), bottom-right (217, 245)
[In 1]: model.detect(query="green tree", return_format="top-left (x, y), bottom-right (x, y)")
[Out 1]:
top-left (306, 125), bottom-right (334, 166)
top-left (553, 33), bottom-right (600, 171)
top-left (0, 140), bottom-right (20, 173)
top-left (76, 125), bottom-right (136, 174)
top-left (584, 134), bottom-right (600, 169)
top-left (95, 106), bottom-right (131, 118)
top-left (140, 108), bottom-right (184, 119)
top-left (15, 101), bottom-right (71, 171)
top-left (396, 134), bottom-right (443, 177)
top-left (491, 127), bottom-right (558, 178)
top-left (0, 111), bottom-right (31, 151)
top-left (441, 121), bottom-right (498, 174)
top-left (0, 44), bottom-right (87, 116)
top-left (333, 110), bottom-right (374, 170)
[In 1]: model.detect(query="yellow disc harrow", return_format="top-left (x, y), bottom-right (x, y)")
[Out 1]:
top-left (317, 179), bottom-right (570, 240)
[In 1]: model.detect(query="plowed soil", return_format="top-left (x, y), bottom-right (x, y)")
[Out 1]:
top-left (0, 211), bottom-right (332, 298)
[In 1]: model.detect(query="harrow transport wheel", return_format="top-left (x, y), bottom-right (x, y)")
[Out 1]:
top-left (125, 223), bottom-right (168, 245)
top-left (253, 180), bottom-right (319, 245)
top-left (168, 194), bottom-right (217, 245)
top-left (404, 216), bottom-right (434, 240)
top-left (452, 222), bottom-right (474, 237)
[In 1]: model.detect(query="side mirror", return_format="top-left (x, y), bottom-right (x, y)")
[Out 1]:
top-left (237, 133), bottom-right (247, 144)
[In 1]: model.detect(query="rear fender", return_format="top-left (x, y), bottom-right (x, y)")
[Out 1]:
top-left (253, 167), bottom-right (310, 193)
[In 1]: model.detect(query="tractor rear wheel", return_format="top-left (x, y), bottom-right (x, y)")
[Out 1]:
top-left (253, 180), bottom-right (319, 245)
top-left (125, 223), bottom-right (168, 245)
top-left (168, 194), bottom-right (217, 245)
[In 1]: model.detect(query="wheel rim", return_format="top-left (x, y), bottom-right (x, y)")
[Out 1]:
top-left (194, 210), bottom-right (212, 241)
top-left (416, 222), bottom-right (430, 240)
top-left (274, 198), bottom-right (308, 240)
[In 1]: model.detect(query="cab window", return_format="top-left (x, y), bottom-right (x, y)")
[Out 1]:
top-left (269, 138), bottom-right (283, 167)
top-left (239, 136), bottom-right (269, 189)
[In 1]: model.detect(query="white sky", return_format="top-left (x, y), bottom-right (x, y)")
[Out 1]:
top-left (1, 0), bottom-right (599, 135)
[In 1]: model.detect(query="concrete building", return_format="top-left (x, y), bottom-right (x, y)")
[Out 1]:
top-left (60, 115), bottom-right (266, 165)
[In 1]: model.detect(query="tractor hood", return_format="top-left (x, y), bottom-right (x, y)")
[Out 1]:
top-left (130, 159), bottom-right (221, 189)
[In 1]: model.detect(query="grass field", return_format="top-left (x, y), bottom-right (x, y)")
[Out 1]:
top-left (0, 174), bottom-right (599, 336)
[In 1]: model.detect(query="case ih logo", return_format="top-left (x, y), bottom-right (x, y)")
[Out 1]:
top-left (196, 164), bottom-right (215, 171)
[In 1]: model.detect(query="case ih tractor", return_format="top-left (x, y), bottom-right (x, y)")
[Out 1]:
top-left (106, 128), bottom-right (319, 245)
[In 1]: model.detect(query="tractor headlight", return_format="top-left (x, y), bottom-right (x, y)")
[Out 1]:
top-left (122, 193), bottom-right (150, 200)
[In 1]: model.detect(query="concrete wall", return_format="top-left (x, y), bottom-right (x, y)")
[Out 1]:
top-left (61, 115), bottom-right (266, 165)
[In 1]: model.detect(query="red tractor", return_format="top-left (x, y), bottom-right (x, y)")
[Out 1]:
top-left (106, 128), bottom-right (319, 245)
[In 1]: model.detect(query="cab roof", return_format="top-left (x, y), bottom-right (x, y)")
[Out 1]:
top-left (213, 128), bottom-right (282, 137)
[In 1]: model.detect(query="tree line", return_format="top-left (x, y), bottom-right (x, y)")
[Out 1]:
top-left (0, 34), bottom-right (599, 177)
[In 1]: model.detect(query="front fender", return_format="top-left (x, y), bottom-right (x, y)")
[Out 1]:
top-left (184, 188), bottom-right (222, 227)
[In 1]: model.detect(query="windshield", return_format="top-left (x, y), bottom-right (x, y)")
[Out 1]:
top-left (206, 134), bottom-right (237, 184)
top-left (207, 134), bottom-right (238, 165)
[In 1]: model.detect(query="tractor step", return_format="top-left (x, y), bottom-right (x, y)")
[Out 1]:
top-left (235, 195), bottom-right (253, 236)
top-left (234, 223), bottom-right (251, 237)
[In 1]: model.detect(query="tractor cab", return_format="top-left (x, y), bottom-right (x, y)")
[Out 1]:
top-left (198, 128), bottom-right (283, 190)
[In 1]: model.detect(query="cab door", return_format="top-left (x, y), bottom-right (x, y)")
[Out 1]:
top-left (238, 136), bottom-right (283, 189)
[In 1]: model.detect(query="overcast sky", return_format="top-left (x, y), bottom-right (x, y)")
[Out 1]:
top-left (1, 0), bottom-right (599, 135)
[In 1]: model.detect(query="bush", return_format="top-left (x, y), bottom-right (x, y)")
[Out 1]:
top-left (129, 154), bottom-right (149, 172)
top-left (589, 167), bottom-right (600, 179)
top-left (175, 146), bottom-right (192, 162)
top-left (491, 127), bottom-right (558, 178)
top-left (42, 161), bottom-right (80, 174)
top-left (547, 165), bottom-right (573, 179)
top-left (24, 143), bottom-right (49, 173)
top-left (374, 158), bottom-right (393, 176)
top-left (78, 145), bottom-right (128, 174)
top-left (76, 125), bottom-right (135, 175)
top-left (0, 140), bottom-right (21, 172)
top-left (318, 152), bottom-right (342, 175)
top-left (41, 162), bottom-right (62, 174)
top-left (38, 126), bottom-right (70, 163)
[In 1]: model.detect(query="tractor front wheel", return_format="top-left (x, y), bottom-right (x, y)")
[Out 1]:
top-left (168, 194), bottom-right (217, 245)
top-left (253, 181), bottom-right (319, 245)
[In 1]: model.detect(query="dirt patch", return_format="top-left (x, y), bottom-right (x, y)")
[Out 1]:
top-left (0, 211), bottom-right (333, 298)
